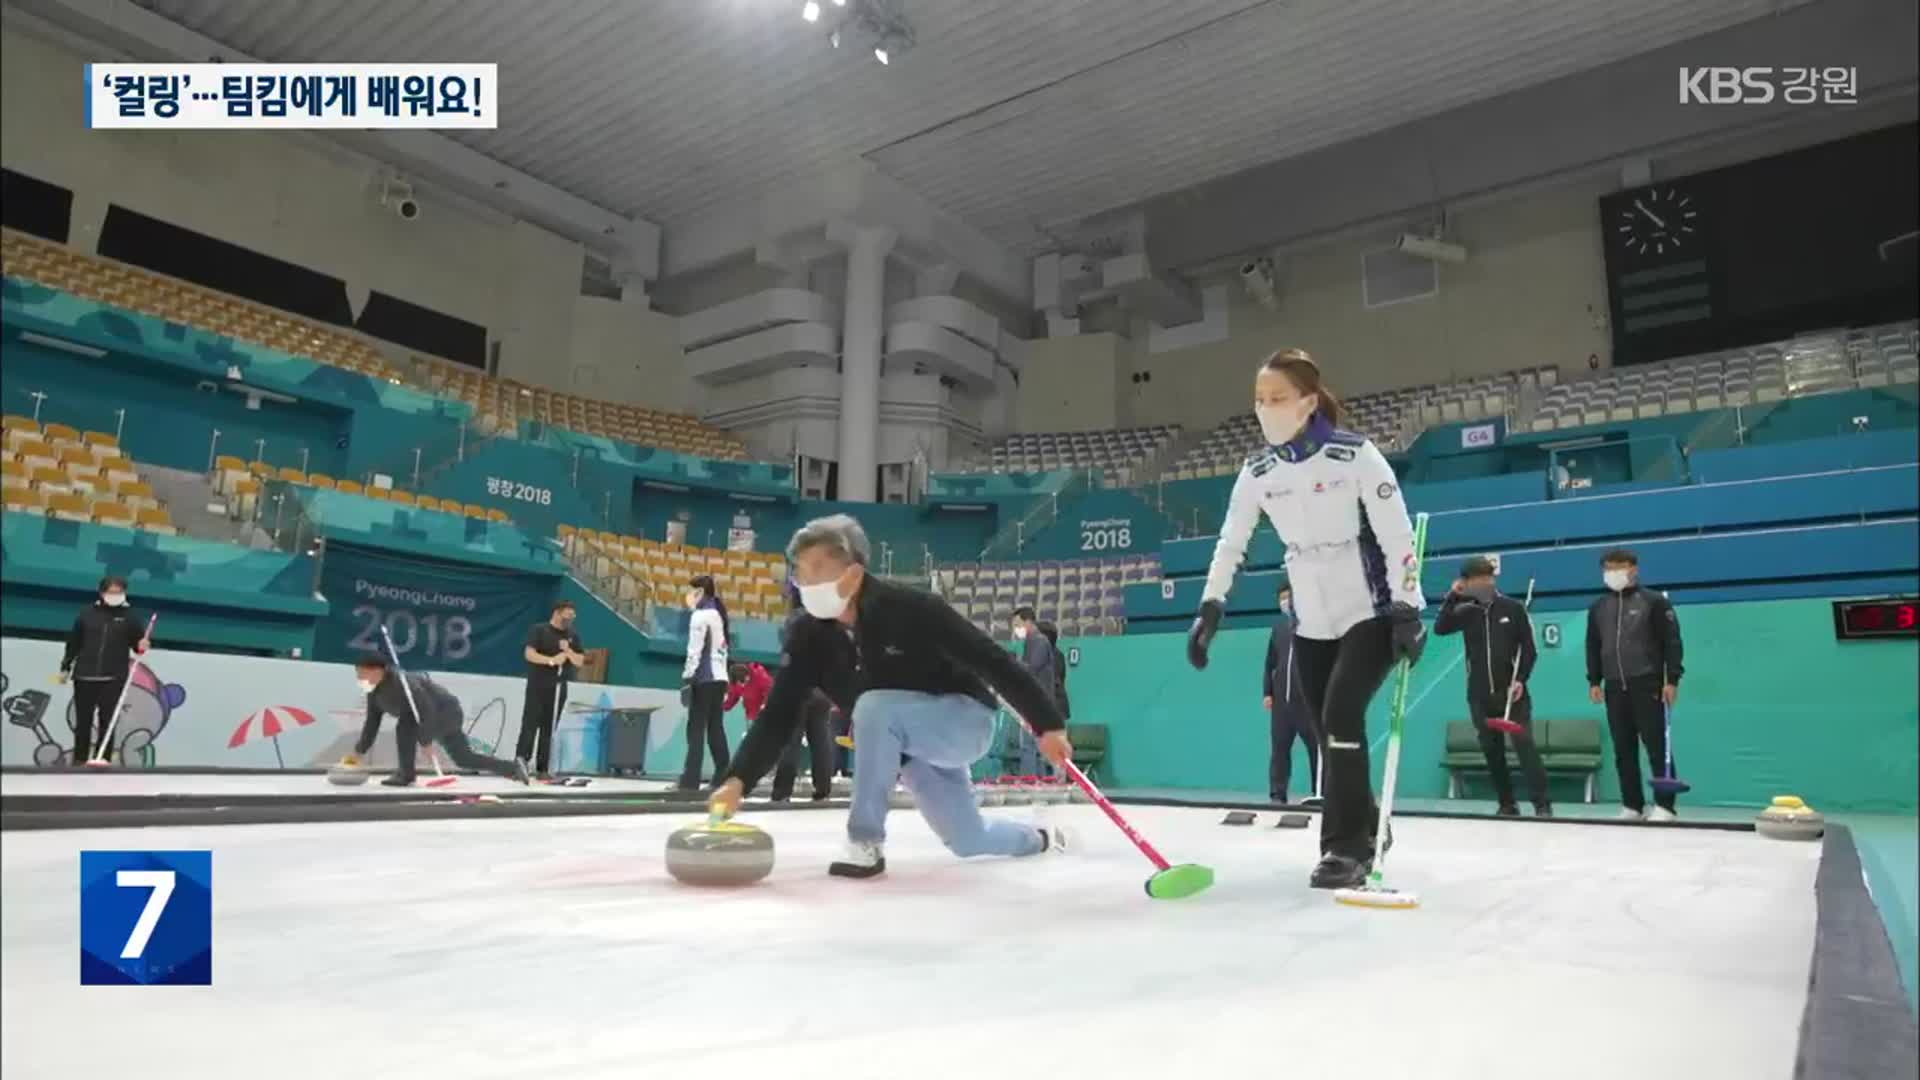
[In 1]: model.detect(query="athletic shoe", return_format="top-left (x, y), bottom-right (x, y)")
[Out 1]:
top-left (1534, 804), bottom-right (1554, 818)
top-left (1618, 806), bottom-right (1645, 821)
top-left (1301, 794), bottom-right (1324, 808)
top-left (512, 758), bottom-right (532, 786)
top-left (828, 841), bottom-right (885, 879)
top-left (809, 791), bottom-right (832, 802)
top-left (1646, 806), bottom-right (1677, 823)
top-left (1309, 853), bottom-right (1369, 890)
top-left (1040, 825), bottom-right (1075, 855)
top-left (1496, 803), bottom-right (1521, 817)
top-left (380, 774), bottom-right (416, 788)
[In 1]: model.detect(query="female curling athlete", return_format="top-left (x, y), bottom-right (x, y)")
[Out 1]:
top-left (1184, 349), bottom-right (1428, 890)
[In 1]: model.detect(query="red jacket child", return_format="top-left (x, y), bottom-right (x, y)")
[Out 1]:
top-left (722, 662), bottom-right (773, 721)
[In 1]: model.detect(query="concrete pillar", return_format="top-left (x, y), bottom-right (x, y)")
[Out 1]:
top-left (834, 225), bottom-right (894, 502)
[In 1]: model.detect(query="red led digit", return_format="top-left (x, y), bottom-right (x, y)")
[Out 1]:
top-left (1900, 604), bottom-right (1916, 629)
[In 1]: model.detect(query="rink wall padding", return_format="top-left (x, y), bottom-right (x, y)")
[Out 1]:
top-left (0, 792), bottom-right (845, 831)
top-left (0, 637), bottom-right (746, 783)
top-left (1794, 825), bottom-right (1920, 1080)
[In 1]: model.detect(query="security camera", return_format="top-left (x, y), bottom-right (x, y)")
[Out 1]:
top-left (1240, 257), bottom-right (1279, 311)
top-left (1395, 233), bottom-right (1468, 264)
top-left (380, 177), bottom-right (420, 222)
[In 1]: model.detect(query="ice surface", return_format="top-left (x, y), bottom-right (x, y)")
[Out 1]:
top-left (1, 799), bottom-right (1818, 1080)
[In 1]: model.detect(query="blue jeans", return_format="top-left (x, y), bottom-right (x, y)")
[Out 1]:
top-left (848, 690), bottom-right (1044, 858)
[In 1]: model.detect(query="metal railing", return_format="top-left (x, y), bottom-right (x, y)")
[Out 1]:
top-left (976, 469), bottom-right (1093, 562)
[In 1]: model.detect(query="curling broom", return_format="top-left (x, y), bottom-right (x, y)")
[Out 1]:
top-left (1335, 512), bottom-right (1429, 911)
top-left (1484, 577), bottom-right (1536, 737)
top-left (379, 626), bottom-right (459, 788)
top-left (84, 615), bottom-right (156, 768)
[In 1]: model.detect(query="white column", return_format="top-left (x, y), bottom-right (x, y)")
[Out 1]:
top-left (835, 225), bottom-right (894, 503)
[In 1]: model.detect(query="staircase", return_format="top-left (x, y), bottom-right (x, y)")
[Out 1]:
top-left (977, 469), bottom-right (1092, 561)
top-left (141, 465), bottom-right (273, 549)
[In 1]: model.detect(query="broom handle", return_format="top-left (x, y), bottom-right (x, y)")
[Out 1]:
top-left (1001, 701), bottom-right (1171, 872)
top-left (89, 615), bottom-right (156, 764)
top-left (1368, 513), bottom-right (1429, 875)
top-left (378, 626), bottom-right (436, 770)
top-left (1496, 577), bottom-right (1537, 725)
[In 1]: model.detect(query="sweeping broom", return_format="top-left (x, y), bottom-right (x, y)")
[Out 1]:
top-left (1334, 512), bottom-right (1429, 911)
top-left (379, 626), bottom-right (458, 788)
top-left (1485, 577), bottom-right (1536, 737)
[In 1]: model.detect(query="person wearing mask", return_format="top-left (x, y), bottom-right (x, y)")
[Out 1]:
top-left (341, 654), bottom-right (529, 787)
top-left (677, 574), bottom-right (733, 792)
top-left (1587, 549), bottom-right (1686, 822)
top-left (1263, 583), bottom-right (1320, 806)
top-left (1010, 606), bottom-right (1059, 776)
top-left (58, 576), bottom-right (150, 765)
top-left (708, 514), bottom-right (1073, 879)
top-left (518, 600), bottom-right (585, 779)
top-left (1434, 558), bottom-right (1550, 817)
top-left (1185, 348), bottom-right (1427, 890)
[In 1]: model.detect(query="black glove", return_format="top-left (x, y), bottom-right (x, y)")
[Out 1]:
top-left (679, 683), bottom-right (692, 708)
top-left (1389, 602), bottom-right (1427, 667)
top-left (1186, 600), bottom-right (1224, 670)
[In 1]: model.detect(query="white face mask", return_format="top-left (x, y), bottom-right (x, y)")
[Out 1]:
top-left (1278, 599), bottom-right (1293, 617)
top-left (357, 678), bottom-right (378, 694)
top-left (101, 593), bottom-right (127, 607)
top-left (1254, 399), bottom-right (1315, 446)
top-left (797, 569), bottom-right (851, 620)
top-left (1012, 625), bottom-right (1028, 640)
top-left (1603, 569), bottom-right (1632, 592)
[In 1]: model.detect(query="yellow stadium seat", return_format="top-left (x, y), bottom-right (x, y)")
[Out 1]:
top-left (3, 488), bottom-right (45, 515)
top-left (65, 464), bottom-right (105, 496)
top-left (83, 431), bottom-right (118, 450)
top-left (1, 415), bottom-right (37, 436)
top-left (306, 474), bottom-right (336, 490)
top-left (363, 486), bottom-right (391, 501)
top-left (278, 467), bottom-right (307, 485)
top-left (387, 491), bottom-right (416, 507)
top-left (464, 506), bottom-right (487, 519)
top-left (45, 491), bottom-right (91, 522)
top-left (334, 479), bottom-right (364, 495)
top-left (41, 423), bottom-right (80, 444)
top-left (249, 461), bottom-right (276, 479)
top-left (134, 507), bottom-right (176, 534)
top-left (92, 501), bottom-right (136, 528)
top-left (414, 495), bottom-right (440, 512)
top-left (485, 508), bottom-right (509, 523)
top-left (227, 476), bottom-right (261, 520)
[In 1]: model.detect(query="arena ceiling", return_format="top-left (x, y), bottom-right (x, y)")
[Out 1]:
top-left (133, 0), bottom-right (1813, 252)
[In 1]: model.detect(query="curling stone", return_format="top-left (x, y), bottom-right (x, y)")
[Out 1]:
top-left (665, 821), bottom-right (775, 886)
top-left (326, 765), bottom-right (369, 787)
top-left (1755, 795), bottom-right (1825, 842)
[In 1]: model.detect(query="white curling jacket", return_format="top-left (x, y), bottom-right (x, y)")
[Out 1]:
top-left (682, 605), bottom-right (730, 685)
top-left (1202, 419), bottom-right (1425, 641)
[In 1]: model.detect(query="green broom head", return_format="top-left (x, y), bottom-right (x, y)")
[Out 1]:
top-left (1145, 862), bottom-right (1216, 900)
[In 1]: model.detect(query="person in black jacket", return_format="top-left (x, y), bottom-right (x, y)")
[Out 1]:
top-left (1036, 620), bottom-right (1069, 720)
top-left (1434, 558), bottom-right (1550, 817)
top-left (708, 514), bottom-right (1073, 879)
top-left (768, 588), bottom-right (834, 802)
top-left (1586, 548), bottom-right (1686, 821)
top-left (1263, 584), bottom-right (1320, 805)
top-left (1011, 606), bottom-right (1059, 776)
top-left (58, 576), bottom-right (150, 765)
top-left (342, 654), bottom-right (531, 787)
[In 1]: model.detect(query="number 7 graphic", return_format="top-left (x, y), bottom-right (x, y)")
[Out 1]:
top-left (115, 870), bottom-right (175, 959)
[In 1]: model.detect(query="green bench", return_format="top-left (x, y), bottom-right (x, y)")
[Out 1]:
top-left (1443, 718), bottom-right (1604, 803)
top-left (985, 718), bottom-right (1107, 783)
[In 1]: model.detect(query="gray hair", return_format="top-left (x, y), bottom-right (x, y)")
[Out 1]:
top-left (787, 513), bottom-right (870, 566)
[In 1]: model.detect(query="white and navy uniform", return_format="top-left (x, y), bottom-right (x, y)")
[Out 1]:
top-left (1204, 423), bottom-right (1424, 639)
top-left (1201, 415), bottom-right (1425, 863)
top-left (682, 606), bottom-right (730, 685)
top-left (677, 603), bottom-right (733, 789)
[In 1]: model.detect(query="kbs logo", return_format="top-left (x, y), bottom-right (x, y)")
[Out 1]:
top-left (1679, 67), bottom-right (1858, 105)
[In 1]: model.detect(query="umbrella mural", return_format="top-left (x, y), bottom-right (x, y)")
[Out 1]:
top-left (228, 705), bottom-right (317, 768)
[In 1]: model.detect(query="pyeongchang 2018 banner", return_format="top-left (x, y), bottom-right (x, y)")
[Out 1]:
top-left (85, 64), bottom-right (496, 129)
top-left (314, 544), bottom-right (554, 676)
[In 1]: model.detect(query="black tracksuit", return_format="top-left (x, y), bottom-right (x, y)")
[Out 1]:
top-left (1587, 585), bottom-right (1686, 811)
top-left (1434, 590), bottom-right (1549, 809)
top-left (519, 621), bottom-right (582, 774)
top-left (724, 576), bottom-right (1066, 794)
top-left (771, 690), bottom-right (836, 801)
top-left (60, 601), bottom-right (149, 764)
top-left (355, 671), bottom-right (520, 781)
top-left (1262, 617), bottom-right (1320, 802)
